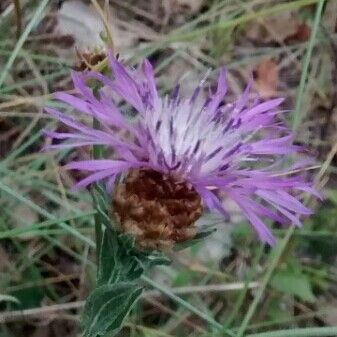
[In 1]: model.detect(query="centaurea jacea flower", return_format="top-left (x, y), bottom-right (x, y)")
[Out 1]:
top-left (45, 54), bottom-right (318, 249)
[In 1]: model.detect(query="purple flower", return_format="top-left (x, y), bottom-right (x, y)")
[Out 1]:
top-left (45, 53), bottom-right (319, 245)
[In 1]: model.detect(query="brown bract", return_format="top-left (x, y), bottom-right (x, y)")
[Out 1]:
top-left (74, 49), bottom-right (106, 71)
top-left (112, 169), bottom-right (202, 250)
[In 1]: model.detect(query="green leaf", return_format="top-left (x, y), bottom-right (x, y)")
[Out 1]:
top-left (11, 268), bottom-right (44, 309)
top-left (82, 282), bottom-right (142, 337)
top-left (174, 228), bottom-right (216, 251)
top-left (97, 225), bottom-right (170, 286)
top-left (271, 270), bottom-right (315, 303)
top-left (97, 228), bottom-right (144, 285)
top-left (326, 190), bottom-right (337, 205)
top-left (97, 226), bottom-right (119, 285)
top-left (172, 270), bottom-right (194, 287)
top-left (266, 297), bottom-right (292, 322)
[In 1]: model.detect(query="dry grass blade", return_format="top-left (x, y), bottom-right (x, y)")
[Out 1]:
top-left (91, 0), bottom-right (115, 53)
top-left (13, 0), bottom-right (22, 38)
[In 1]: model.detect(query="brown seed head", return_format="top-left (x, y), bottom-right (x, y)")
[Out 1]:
top-left (112, 169), bottom-right (203, 250)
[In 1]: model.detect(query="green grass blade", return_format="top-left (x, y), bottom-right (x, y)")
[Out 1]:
top-left (0, 181), bottom-right (95, 248)
top-left (247, 326), bottom-right (337, 337)
top-left (0, 211), bottom-right (95, 240)
top-left (141, 275), bottom-right (235, 337)
top-left (0, 0), bottom-right (50, 88)
top-left (292, 0), bottom-right (325, 130)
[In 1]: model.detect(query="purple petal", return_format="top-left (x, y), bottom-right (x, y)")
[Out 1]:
top-left (196, 186), bottom-right (230, 221)
top-left (65, 160), bottom-right (134, 171)
top-left (71, 160), bottom-right (139, 190)
top-left (242, 98), bottom-right (284, 120)
top-left (241, 204), bottom-right (276, 245)
top-left (142, 59), bottom-right (158, 101)
top-left (43, 129), bottom-right (93, 140)
top-left (240, 196), bottom-right (289, 225)
top-left (45, 107), bottom-right (94, 135)
top-left (230, 192), bottom-right (276, 245)
top-left (206, 68), bottom-right (227, 117)
top-left (234, 77), bottom-right (253, 113)
top-left (54, 92), bottom-right (91, 114)
top-left (72, 170), bottom-right (118, 190)
top-left (107, 53), bottom-right (145, 113)
top-left (250, 135), bottom-right (300, 155)
top-left (257, 190), bottom-right (312, 215)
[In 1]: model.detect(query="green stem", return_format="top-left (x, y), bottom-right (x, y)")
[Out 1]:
top-left (13, 0), bottom-right (22, 39)
top-left (236, 226), bottom-right (295, 337)
top-left (0, 0), bottom-right (49, 88)
top-left (93, 119), bottom-right (104, 268)
top-left (224, 245), bottom-right (264, 328)
top-left (292, 0), bottom-right (326, 130)
top-left (141, 275), bottom-right (235, 337)
top-left (246, 326), bottom-right (337, 337)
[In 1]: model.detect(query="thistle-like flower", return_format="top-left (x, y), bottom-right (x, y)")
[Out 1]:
top-left (45, 53), bottom-right (318, 249)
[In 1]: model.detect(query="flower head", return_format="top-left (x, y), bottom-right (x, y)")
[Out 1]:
top-left (45, 52), bottom-right (319, 247)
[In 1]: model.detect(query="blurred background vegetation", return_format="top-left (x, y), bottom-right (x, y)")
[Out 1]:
top-left (0, 0), bottom-right (336, 336)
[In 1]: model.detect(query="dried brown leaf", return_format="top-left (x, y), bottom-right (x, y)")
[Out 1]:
top-left (245, 12), bottom-right (309, 44)
top-left (254, 58), bottom-right (279, 99)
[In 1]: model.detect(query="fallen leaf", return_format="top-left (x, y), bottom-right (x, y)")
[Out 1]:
top-left (254, 58), bottom-right (279, 99)
top-left (57, 0), bottom-right (106, 50)
top-left (12, 204), bottom-right (39, 240)
top-left (173, 0), bottom-right (205, 14)
top-left (285, 22), bottom-right (311, 44)
top-left (317, 299), bottom-right (337, 325)
top-left (245, 12), bottom-right (309, 44)
top-left (56, 0), bottom-right (136, 57)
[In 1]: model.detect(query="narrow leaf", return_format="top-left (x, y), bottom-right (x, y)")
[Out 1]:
top-left (0, 294), bottom-right (21, 305)
top-left (271, 270), bottom-right (315, 302)
top-left (82, 282), bottom-right (142, 337)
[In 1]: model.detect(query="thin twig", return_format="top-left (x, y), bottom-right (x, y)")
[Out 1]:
top-left (141, 275), bottom-right (236, 336)
top-left (91, 0), bottom-right (114, 53)
top-left (246, 326), bottom-right (337, 337)
top-left (0, 301), bottom-right (85, 323)
top-left (319, 24), bottom-right (337, 141)
top-left (143, 297), bottom-right (205, 333)
top-left (292, 0), bottom-right (325, 130)
top-left (0, 282), bottom-right (259, 324)
top-left (145, 281), bottom-right (260, 297)
top-left (13, 0), bottom-right (22, 39)
top-left (0, 0), bottom-right (49, 88)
